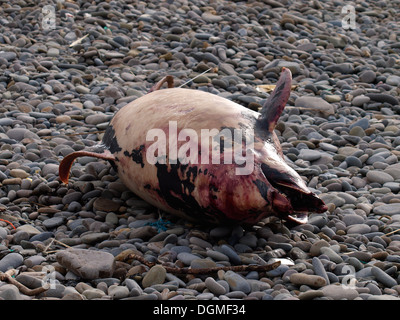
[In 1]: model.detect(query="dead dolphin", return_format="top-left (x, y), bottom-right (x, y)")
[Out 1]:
top-left (59, 68), bottom-right (327, 225)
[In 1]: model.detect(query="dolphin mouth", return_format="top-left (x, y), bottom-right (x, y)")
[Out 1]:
top-left (260, 163), bottom-right (328, 225)
top-left (276, 183), bottom-right (327, 224)
top-left (287, 212), bottom-right (309, 224)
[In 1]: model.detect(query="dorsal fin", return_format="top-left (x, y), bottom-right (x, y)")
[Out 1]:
top-left (257, 68), bottom-right (292, 132)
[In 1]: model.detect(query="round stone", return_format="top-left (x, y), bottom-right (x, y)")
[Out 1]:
top-left (321, 285), bottom-right (358, 300)
top-left (349, 126), bottom-right (365, 137)
top-left (298, 149), bottom-right (321, 161)
top-left (224, 271), bottom-right (251, 294)
top-left (142, 265), bottom-right (166, 288)
top-left (366, 171), bottom-right (394, 184)
top-left (371, 266), bottom-right (397, 288)
top-left (346, 224), bottom-right (371, 234)
top-left (42, 217), bottom-right (64, 229)
top-left (205, 277), bottom-right (227, 295)
top-left (352, 95), bottom-right (370, 106)
top-left (177, 252), bottom-right (201, 266)
top-left (359, 70), bottom-right (376, 83)
top-left (0, 253), bottom-right (24, 272)
top-left (373, 204), bottom-right (400, 216)
top-left (290, 273), bottom-right (327, 288)
top-left (345, 156), bottom-right (362, 168)
top-left (56, 248), bottom-right (115, 280)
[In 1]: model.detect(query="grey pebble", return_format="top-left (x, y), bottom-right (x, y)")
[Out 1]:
top-left (0, 253), bottom-right (24, 272)
top-left (30, 232), bottom-right (54, 242)
top-left (359, 70), bottom-right (376, 83)
top-left (386, 75), bottom-right (400, 86)
top-left (321, 285), bottom-right (359, 300)
top-left (108, 285), bottom-right (130, 299)
top-left (0, 118), bottom-right (14, 126)
top-left (210, 226), bottom-right (231, 238)
top-left (298, 149), bottom-right (322, 161)
top-left (0, 284), bottom-right (23, 300)
top-left (56, 248), bottom-right (115, 280)
top-left (0, 52), bottom-right (17, 61)
top-left (218, 245), bottom-right (241, 265)
top-left (206, 249), bottom-right (229, 261)
top-left (312, 257), bottom-right (330, 285)
top-left (320, 247), bottom-right (343, 263)
top-left (368, 295), bottom-right (400, 301)
top-left (0, 227), bottom-right (8, 240)
top-left (371, 266), bottom-right (397, 288)
top-left (373, 204), bottom-right (400, 216)
top-left (189, 236), bottom-right (212, 249)
top-left (177, 252), bottom-right (202, 265)
top-left (224, 271), bottom-right (251, 294)
top-left (366, 171), bottom-right (394, 184)
top-left (346, 224), bottom-right (371, 235)
top-left (342, 214), bottom-right (365, 226)
top-left (266, 264), bottom-right (289, 277)
top-left (345, 156), bottom-right (362, 168)
top-left (43, 217), bottom-right (65, 229)
top-left (196, 292), bottom-right (214, 300)
top-left (190, 259), bottom-right (217, 269)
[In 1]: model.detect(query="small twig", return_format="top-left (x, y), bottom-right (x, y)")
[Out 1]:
top-left (126, 253), bottom-right (280, 275)
top-left (43, 238), bottom-right (55, 254)
top-left (40, 130), bottom-right (106, 140)
top-left (42, 238), bottom-right (71, 254)
top-left (178, 68), bottom-right (213, 88)
top-left (378, 215), bottom-right (392, 222)
top-left (0, 270), bottom-right (49, 296)
top-left (69, 34), bottom-right (89, 47)
top-left (54, 239), bottom-right (71, 248)
top-left (382, 227), bottom-right (400, 237)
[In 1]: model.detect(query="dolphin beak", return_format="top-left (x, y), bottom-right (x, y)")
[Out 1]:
top-left (261, 163), bottom-right (328, 225)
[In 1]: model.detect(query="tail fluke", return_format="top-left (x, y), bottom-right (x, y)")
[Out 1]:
top-left (59, 150), bottom-right (115, 184)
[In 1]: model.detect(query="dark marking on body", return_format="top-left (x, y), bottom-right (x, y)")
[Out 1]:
top-left (254, 120), bottom-right (273, 141)
top-left (154, 161), bottom-right (225, 222)
top-left (155, 162), bottom-right (200, 211)
top-left (253, 179), bottom-right (270, 203)
top-left (261, 163), bottom-right (295, 188)
top-left (210, 184), bottom-right (219, 192)
top-left (124, 144), bottom-right (145, 168)
top-left (109, 156), bottom-right (119, 172)
top-left (102, 125), bottom-right (122, 154)
top-left (209, 184), bottom-right (219, 200)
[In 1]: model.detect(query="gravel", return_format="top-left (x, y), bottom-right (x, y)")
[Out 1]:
top-left (0, 0), bottom-right (399, 301)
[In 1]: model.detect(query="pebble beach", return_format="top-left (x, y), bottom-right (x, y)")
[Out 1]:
top-left (0, 0), bottom-right (400, 301)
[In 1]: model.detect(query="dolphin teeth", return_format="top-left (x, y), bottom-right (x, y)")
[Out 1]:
top-left (287, 212), bottom-right (308, 224)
